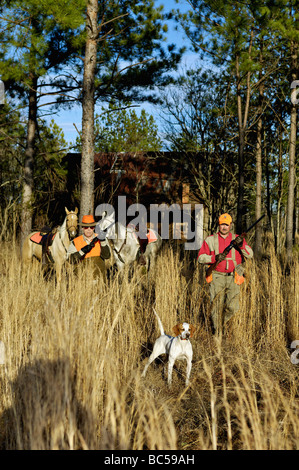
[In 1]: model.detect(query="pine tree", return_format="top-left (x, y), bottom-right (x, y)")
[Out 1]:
top-left (172, 0), bottom-right (298, 240)
top-left (91, 107), bottom-right (162, 153)
top-left (267, 0), bottom-right (299, 260)
top-left (67, 0), bottom-right (183, 219)
top-left (0, 0), bottom-right (86, 241)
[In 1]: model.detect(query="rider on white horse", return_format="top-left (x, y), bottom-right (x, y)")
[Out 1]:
top-left (97, 210), bottom-right (162, 272)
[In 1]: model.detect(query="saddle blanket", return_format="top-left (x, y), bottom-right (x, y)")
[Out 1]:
top-left (146, 228), bottom-right (158, 244)
top-left (30, 232), bottom-right (56, 245)
top-left (127, 224), bottom-right (158, 244)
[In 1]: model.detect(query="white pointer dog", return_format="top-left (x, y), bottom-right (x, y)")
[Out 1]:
top-left (142, 309), bottom-right (195, 386)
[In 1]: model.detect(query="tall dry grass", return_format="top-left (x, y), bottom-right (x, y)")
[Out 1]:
top-left (0, 239), bottom-right (298, 450)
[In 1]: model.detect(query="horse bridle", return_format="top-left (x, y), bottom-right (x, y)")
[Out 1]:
top-left (58, 210), bottom-right (78, 253)
top-left (65, 211), bottom-right (78, 234)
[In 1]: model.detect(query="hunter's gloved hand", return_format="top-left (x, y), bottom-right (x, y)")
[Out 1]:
top-left (233, 236), bottom-right (243, 247)
top-left (79, 239), bottom-right (96, 257)
top-left (95, 228), bottom-right (107, 242)
top-left (235, 264), bottom-right (245, 276)
top-left (215, 253), bottom-right (226, 263)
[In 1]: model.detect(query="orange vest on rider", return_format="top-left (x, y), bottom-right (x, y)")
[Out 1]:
top-left (73, 235), bottom-right (101, 258)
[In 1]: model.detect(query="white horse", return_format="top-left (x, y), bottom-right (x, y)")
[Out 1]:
top-left (22, 207), bottom-right (78, 281)
top-left (96, 210), bottom-right (162, 272)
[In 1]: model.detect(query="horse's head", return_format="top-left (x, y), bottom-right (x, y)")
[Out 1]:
top-left (97, 210), bottom-right (114, 230)
top-left (95, 210), bottom-right (116, 240)
top-left (65, 207), bottom-right (78, 239)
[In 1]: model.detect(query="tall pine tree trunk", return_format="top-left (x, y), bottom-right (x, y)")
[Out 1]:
top-left (237, 126), bottom-right (245, 233)
top-left (255, 111), bottom-right (263, 257)
top-left (277, 124), bottom-right (284, 253)
top-left (286, 39), bottom-right (298, 261)
top-left (80, 0), bottom-right (99, 224)
top-left (236, 29), bottom-right (253, 233)
top-left (21, 74), bottom-right (37, 245)
top-left (255, 52), bottom-right (264, 258)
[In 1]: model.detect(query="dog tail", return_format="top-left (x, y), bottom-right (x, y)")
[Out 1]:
top-left (153, 308), bottom-right (165, 336)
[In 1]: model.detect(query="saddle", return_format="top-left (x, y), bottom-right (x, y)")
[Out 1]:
top-left (30, 226), bottom-right (57, 264)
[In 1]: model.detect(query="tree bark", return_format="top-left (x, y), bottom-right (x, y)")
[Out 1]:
top-left (80, 0), bottom-right (99, 224)
top-left (255, 112), bottom-right (263, 256)
top-left (236, 29), bottom-right (253, 234)
top-left (286, 39), bottom-right (298, 261)
top-left (255, 52), bottom-right (264, 258)
top-left (277, 124), bottom-right (284, 253)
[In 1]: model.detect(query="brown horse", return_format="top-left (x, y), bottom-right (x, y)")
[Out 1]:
top-left (22, 207), bottom-right (78, 281)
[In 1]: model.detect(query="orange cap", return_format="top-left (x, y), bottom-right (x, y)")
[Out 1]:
top-left (80, 215), bottom-right (97, 226)
top-left (219, 213), bottom-right (232, 225)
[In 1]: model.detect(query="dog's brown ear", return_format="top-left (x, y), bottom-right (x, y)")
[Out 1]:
top-left (189, 324), bottom-right (196, 338)
top-left (172, 323), bottom-right (182, 336)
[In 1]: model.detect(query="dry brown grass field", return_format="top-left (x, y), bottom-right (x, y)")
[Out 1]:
top-left (0, 238), bottom-right (298, 450)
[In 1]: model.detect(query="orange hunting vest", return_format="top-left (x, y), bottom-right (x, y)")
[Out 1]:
top-left (73, 235), bottom-right (101, 258)
top-left (205, 233), bottom-right (244, 285)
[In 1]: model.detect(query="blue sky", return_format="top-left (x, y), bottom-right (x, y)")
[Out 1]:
top-left (47, 0), bottom-right (198, 147)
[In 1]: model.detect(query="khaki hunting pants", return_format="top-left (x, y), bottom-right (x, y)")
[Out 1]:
top-left (209, 272), bottom-right (240, 332)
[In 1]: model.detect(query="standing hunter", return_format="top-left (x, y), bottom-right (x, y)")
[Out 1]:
top-left (197, 213), bottom-right (253, 335)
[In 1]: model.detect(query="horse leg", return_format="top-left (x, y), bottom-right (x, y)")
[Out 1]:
top-left (53, 262), bottom-right (62, 284)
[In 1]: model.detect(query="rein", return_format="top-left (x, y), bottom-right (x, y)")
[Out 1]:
top-left (109, 223), bottom-right (127, 264)
top-left (59, 230), bottom-right (69, 254)
top-left (99, 219), bottom-right (137, 264)
top-left (112, 241), bottom-right (126, 264)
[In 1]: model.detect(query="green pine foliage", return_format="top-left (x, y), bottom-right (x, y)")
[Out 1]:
top-left (75, 106), bottom-right (163, 153)
top-left (0, 0), bottom-right (86, 93)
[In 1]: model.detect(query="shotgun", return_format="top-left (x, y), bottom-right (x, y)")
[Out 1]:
top-left (205, 214), bottom-right (265, 278)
